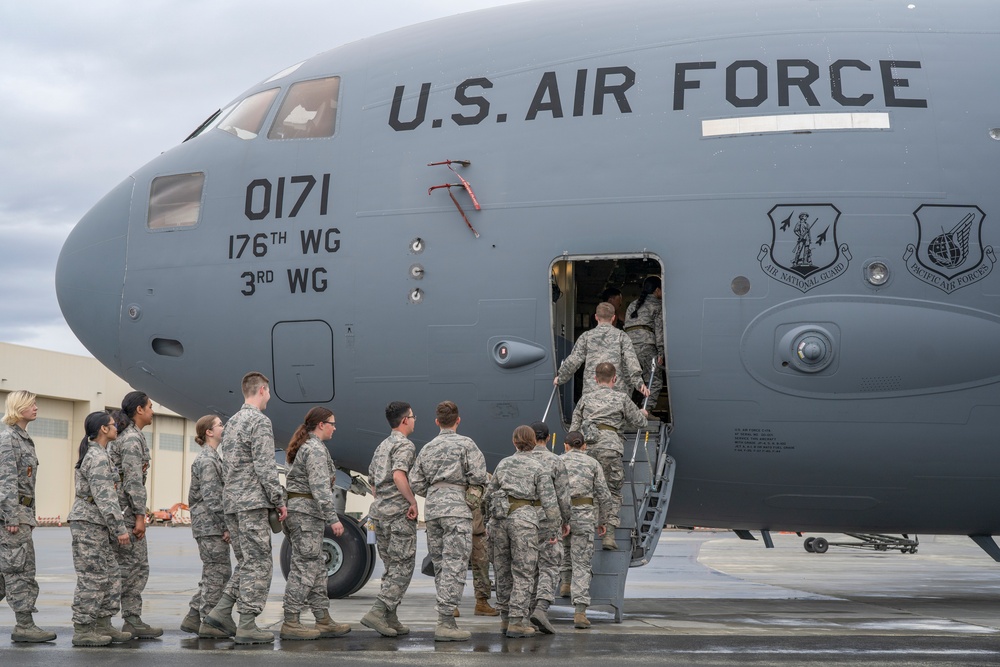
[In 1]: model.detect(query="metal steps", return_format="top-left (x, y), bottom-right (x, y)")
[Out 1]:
top-left (557, 420), bottom-right (674, 622)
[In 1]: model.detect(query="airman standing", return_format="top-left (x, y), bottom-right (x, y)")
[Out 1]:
top-left (554, 302), bottom-right (649, 398)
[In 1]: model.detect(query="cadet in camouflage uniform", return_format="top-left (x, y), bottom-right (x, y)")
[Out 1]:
top-left (554, 302), bottom-right (649, 398)
top-left (559, 431), bottom-right (613, 629)
top-left (205, 372), bottom-right (287, 645)
top-left (526, 421), bottom-right (571, 634)
top-left (570, 362), bottom-right (648, 550)
top-left (0, 390), bottom-right (56, 643)
top-left (624, 276), bottom-right (665, 408)
top-left (182, 415), bottom-right (232, 637)
top-left (486, 425), bottom-right (566, 639)
top-left (408, 400), bottom-right (487, 642)
top-left (281, 406), bottom-right (351, 641)
top-left (69, 412), bottom-right (133, 647)
top-left (108, 391), bottom-right (162, 638)
top-left (361, 401), bottom-right (418, 637)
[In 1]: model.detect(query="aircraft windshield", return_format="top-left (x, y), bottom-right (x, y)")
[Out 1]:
top-left (219, 89), bottom-right (280, 140)
top-left (148, 172), bottom-right (205, 230)
top-left (268, 76), bottom-right (340, 140)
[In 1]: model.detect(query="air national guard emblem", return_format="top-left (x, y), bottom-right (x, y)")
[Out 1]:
top-left (904, 205), bottom-right (994, 293)
top-left (759, 204), bottom-right (851, 293)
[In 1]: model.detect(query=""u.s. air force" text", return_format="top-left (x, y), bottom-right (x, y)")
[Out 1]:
top-left (388, 58), bottom-right (926, 131)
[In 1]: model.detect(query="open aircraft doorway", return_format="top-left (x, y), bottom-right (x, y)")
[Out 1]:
top-left (550, 254), bottom-right (671, 427)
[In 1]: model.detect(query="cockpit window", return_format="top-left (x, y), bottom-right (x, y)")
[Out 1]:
top-left (268, 77), bottom-right (340, 140)
top-left (148, 172), bottom-right (205, 230)
top-left (219, 88), bottom-right (280, 140)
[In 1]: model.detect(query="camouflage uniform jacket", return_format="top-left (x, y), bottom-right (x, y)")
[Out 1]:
top-left (68, 442), bottom-right (127, 537)
top-left (369, 430), bottom-right (416, 521)
top-left (624, 294), bottom-right (664, 360)
top-left (409, 428), bottom-right (487, 521)
top-left (285, 436), bottom-right (338, 524)
top-left (562, 449), bottom-right (613, 526)
top-left (527, 446), bottom-right (572, 534)
top-left (108, 423), bottom-right (149, 516)
top-left (220, 403), bottom-right (285, 513)
top-left (0, 424), bottom-right (38, 527)
top-left (555, 323), bottom-right (644, 395)
top-left (570, 385), bottom-right (648, 452)
top-left (486, 452), bottom-right (560, 528)
top-left (188, 446), bottom-right (226, 537)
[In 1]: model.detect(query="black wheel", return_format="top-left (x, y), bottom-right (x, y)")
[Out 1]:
top-left (812, 537), bottom-right (829, 554)
top-left (803, 537), bottom-right (816, 553)
top-left (343, 517), bottom-right (375, 596)
top-left (279, 514), bottom-right (375, 599)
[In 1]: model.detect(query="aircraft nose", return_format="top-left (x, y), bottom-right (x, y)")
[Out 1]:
top-left (56, 177), bottom-right (133, 371)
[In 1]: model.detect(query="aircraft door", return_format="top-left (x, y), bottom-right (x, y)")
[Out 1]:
top-left (271, 320), bottom-right (335, 403)
top-left (550, 255), bottom-right (670, 425)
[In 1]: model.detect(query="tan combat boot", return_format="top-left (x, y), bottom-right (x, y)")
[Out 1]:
top-left (602, 531), bottom-right (618, 550)
top-left (11, 612), bottom-right (57, 643)
top-left (505, 616), bottom-right (536, 638)
top-left (360, 599), bottom-right (397, 637)
top-left (203, 592), bottom-right (238, 636)
top-left (574, 603), bottom-right (591, 629)
top-left (180, 608), bottom-right (201, 634)
top-left (95, 617), bottom-right (133, 643)
top-left (434, 612), bottom-right (471, 642)
top-left (314, 609), bottom-right (352, 638)
top-left (559, 573), bottom-right (572, 597)
top-left (529, 601), bottom-right (556, 634)
top-left (123, 615), bottom-right (163, 638)
top-left (280, 611), bottom-right (321, 640)
top-left (475, 598), bottom-right (499, 616)
top-left (71, 622), bottom-right (112, 647)
top-left (385, 607), bottom-right (410, 635)
top-left (234, 612), bottom-right (274, 644)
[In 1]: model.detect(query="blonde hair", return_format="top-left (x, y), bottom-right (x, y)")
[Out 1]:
top-left (3, 390), bottom-right (36, 426)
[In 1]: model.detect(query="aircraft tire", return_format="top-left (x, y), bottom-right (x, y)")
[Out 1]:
top-left (803, 537), bottom-right (816, 553)
top-left (279, 514), bottom-right (375, 598)
top-left (812, 537), bottom-right (829, 554)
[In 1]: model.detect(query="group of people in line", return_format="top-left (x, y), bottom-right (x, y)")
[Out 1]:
top-left (0, 277), bottom-right (665, 646)
top-left (0, 389), bottom-right (162, 646)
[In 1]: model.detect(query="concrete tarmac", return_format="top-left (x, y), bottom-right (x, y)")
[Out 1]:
top-left (2, 527), bottom-right (1000, 665)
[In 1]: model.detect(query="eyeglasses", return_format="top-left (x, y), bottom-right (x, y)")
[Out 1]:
top-left (324, 421), bottom-right (336, 426)
top-left (404, 414), bottom-right (416, 420)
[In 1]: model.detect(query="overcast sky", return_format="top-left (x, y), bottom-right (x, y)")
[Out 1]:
top-left (0, 0), bottom-right (523, 356)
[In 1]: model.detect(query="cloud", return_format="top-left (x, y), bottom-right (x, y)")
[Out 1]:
top-left (0, 0), bottom-right (523, 357)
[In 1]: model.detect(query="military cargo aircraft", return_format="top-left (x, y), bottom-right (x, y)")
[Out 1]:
top-left (55, 0), bottom-right (1000, 611)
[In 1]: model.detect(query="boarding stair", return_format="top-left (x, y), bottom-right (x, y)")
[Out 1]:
top-left (556, 419), bottom-right (675, 622)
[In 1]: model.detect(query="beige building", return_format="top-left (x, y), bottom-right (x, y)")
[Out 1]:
top-left (0, 341), bottom-right (375, 521)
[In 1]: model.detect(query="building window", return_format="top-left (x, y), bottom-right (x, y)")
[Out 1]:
top-left (159, 433), bottom-right (184, 452)
top-left (26, 418), bottom-right (70, 439)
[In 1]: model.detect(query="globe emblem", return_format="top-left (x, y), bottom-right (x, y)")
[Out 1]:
top-left (927, 232), bottom-right (966, 269)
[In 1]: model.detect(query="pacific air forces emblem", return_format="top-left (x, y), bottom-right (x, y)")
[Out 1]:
top-left (758, 204), bottom-right (851, 293)
top-left (904, 205), bottom-right (994, 293)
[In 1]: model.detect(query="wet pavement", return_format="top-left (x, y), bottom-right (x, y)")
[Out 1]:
top-left (3, 528), bottom-right (1000, 665)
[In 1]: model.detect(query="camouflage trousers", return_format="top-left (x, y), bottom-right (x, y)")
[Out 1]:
top-left (373, 514), bottom-right (417, 612)
top-left (633, 342), bottom-right (663, 408)
top-left (189, 535), bottom-right (232, 618)
top-left (113, 510), bottom-right (149, 618)
top-left (471, 506), bottom-right (491, 600)
top-left (588, 447), bottom-right (624, 528)
top-left (560, 507), bottom-right (598, 606)
top-left (282, 512), bottom-right (330, 615)
top-left (532, 526), bottom-right (561, 605)
top-left (489, 514), bottom-right (538, 618)
top-left (0, 524), bottom-right (38, 613)
top-left (222, 509), bottom-right (273, 616)
top-left (425, 516), bottom-right (472, 616)
top-left (70, 520), bottom-right (121, 624)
